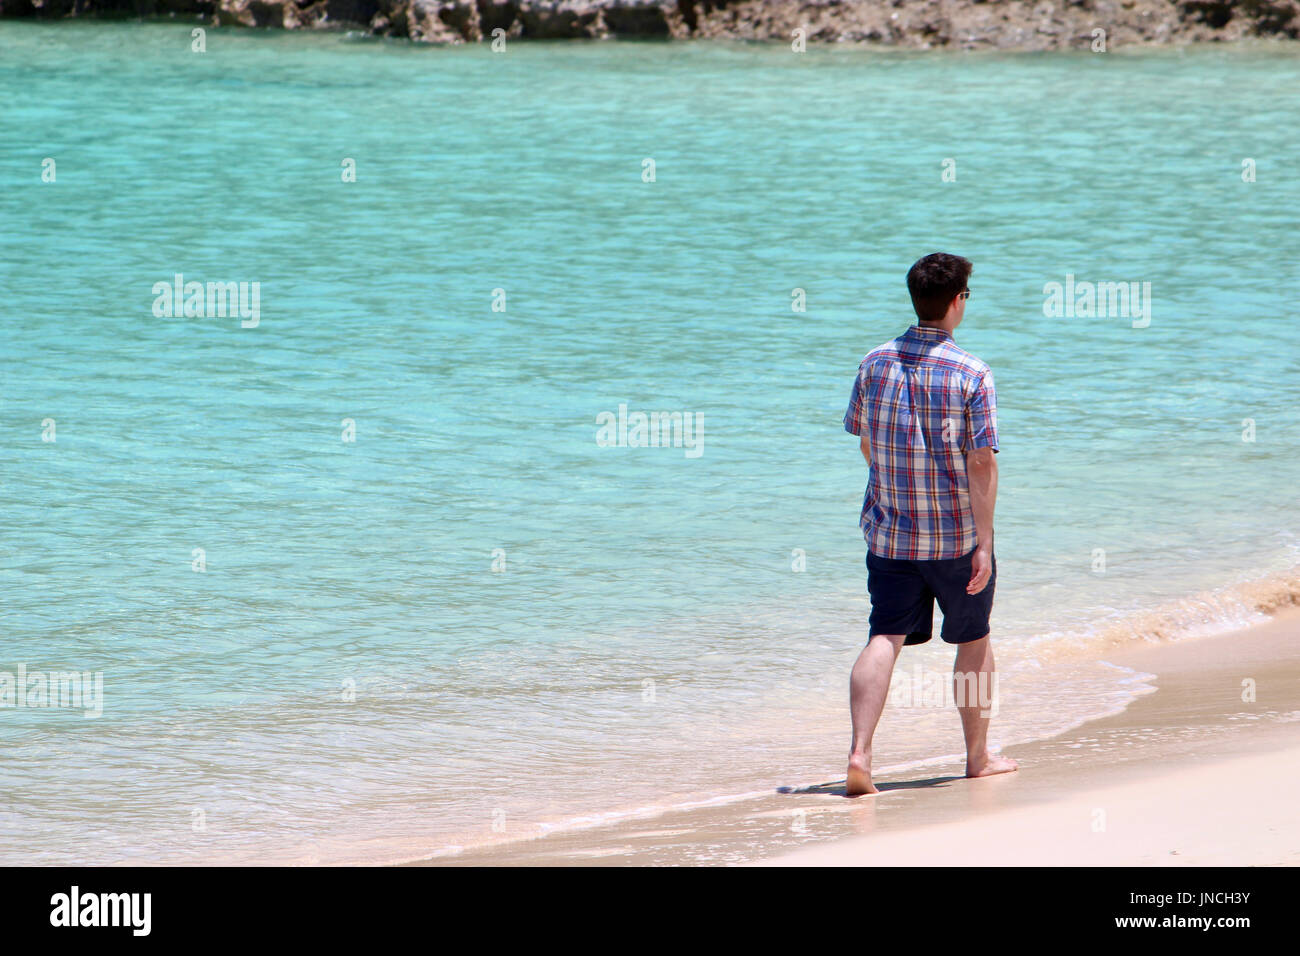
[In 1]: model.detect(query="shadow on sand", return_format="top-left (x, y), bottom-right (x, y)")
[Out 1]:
top-left (778, 774), bottom-right (964, 798)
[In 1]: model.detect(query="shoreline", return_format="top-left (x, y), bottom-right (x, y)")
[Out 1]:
top-left (2, 1), bottom-right (1299, 50)
top-left (760, 606), bottom-right (1300, 866)
top-left (411, 603), bottom-right (1300, 866)
top-left (762, 743), bottom-right (1300, 866)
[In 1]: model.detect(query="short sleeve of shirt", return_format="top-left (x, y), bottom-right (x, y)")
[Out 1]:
top-left (963, 369), bottom-right (999, 452)
top-left (843, 365), bottom-right (867, 436)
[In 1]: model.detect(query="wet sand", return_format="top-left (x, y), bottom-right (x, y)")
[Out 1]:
top-left (411, 606), bottom-right (1300, 866)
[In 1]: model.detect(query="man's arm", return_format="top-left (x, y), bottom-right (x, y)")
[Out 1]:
top-left (859, 434), bottom-right (871, 466)
top-left (965, 445), bottom-right (997, 594)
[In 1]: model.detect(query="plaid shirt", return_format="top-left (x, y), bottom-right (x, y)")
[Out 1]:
top-left (843, 324), bottom-right (999, 560)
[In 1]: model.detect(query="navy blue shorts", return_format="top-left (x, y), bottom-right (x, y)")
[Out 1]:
top-left (866, 546), bottom-right (995, 645)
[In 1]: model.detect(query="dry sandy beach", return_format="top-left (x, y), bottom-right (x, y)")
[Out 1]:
top-left (418, 604), bottom-right (1300, 866)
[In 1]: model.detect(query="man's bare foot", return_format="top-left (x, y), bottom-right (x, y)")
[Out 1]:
top-left (966, 753), bottom-right (1019, 778)
top-left (846, 756), bottom-right (878, 796)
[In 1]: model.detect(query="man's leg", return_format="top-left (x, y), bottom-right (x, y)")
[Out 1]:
top-left (953, 634), bottom-right (1018, 778)
top-left (846, 632), bottom-right (906, 796)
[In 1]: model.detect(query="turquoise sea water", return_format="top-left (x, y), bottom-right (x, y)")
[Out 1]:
top-left (2, 23), bottom-right (1299, 864)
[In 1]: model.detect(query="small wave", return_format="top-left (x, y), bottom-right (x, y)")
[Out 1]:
top-left (1027, 564), bottom-right (1300, 660)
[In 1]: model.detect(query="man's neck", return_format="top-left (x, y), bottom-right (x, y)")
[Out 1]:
top-left (918, 320), bottom-right (956, 336)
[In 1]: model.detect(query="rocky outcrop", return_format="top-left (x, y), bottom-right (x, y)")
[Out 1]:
top-left (2, 0), bottom-right (1297, 47)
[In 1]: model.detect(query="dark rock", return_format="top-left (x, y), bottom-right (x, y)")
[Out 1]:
top-left (1240, 0), bottom-right (1298, 34)
top-left (327, 0), bottom-right (378, 23)
top-left (676, 0), bottom-right (696, 29)
top-left (476, 0), bottom-right (517, 32)
top-left (603, 0), bottom-right (669, 35)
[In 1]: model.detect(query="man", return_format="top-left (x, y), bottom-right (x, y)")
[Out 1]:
top-left (841, 252), bottom-right (1018, 797)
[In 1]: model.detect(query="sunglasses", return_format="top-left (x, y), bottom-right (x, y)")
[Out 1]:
top-left (958, 290), bottom-right (971, 300)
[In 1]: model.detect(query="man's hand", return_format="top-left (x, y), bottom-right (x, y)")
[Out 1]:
top-left (967, 543), bottom-right (993, 594)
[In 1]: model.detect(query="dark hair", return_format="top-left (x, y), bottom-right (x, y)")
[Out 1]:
top-left (907, 253), bottom-right (972, 323)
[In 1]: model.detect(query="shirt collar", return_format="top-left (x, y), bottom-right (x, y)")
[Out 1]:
top-left (905, 324), bottom-right (953, 342)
